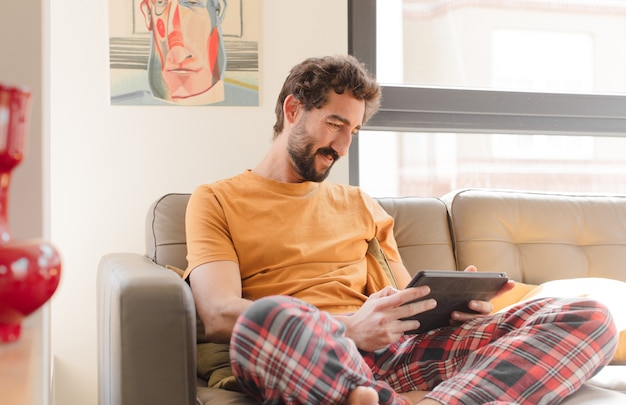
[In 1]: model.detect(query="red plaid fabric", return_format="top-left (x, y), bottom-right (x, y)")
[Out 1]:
top-left (230, 296), bottom-right (617, 405)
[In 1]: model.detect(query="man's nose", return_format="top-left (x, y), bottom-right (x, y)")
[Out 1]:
top-left (167, 3), bottom-right (187, 53)
top-left (168, 45), bottom-right (192, 64)
top-left (168, 29), bottom-right (185, 49)
top-left (331, 130), bottom-right (353, 158)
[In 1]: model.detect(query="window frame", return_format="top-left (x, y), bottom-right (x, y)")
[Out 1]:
top-left (347, 0), bottom-right (626, 186)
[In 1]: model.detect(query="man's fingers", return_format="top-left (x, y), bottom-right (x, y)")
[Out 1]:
top-left (451, 299), bottom-right (493, 321)
top-left (370, 285), bottom-right (431, 309)
top-left (392, 285), bottom-right (431, 306)
top-left (463, 265), bottom-right (478, 272)
top-left (494, 280), bottom-right (516, 298)
top-left (398, 297), bottom-right (437, 319)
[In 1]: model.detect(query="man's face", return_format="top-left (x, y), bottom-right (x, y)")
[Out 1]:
top-left (141, 0), bottom-right (225, 102)
top-left (287, 115), bottom-right (338, 182)
top-left (287, 92), bottom-right (365, 182)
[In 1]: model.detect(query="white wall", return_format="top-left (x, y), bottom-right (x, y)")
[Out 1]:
top-left (49, 1), bottom-right (349, 404)
top-left (1, 4), bottom-right (44, 241)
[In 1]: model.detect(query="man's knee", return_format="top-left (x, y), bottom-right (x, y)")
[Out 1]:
top-left (562, 298), bottom-right (615, 330)
top-left (555, 298), bottom-right (618, 362)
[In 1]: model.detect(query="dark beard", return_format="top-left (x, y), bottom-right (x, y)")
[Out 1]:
top-left (288, 144), bottom-right (339, 182)
top-left (287, 113), bottom-right (340, 182)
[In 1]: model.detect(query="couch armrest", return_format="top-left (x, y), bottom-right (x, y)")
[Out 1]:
top-left (98, 253), bottom-right (197, 405)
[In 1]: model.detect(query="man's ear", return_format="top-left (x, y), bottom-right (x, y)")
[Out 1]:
top-left (283, 94), bottom-right (301, 124)
top-left (140, 0), bottom-right (153, 30)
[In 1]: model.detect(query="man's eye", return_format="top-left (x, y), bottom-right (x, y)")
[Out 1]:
top-left (154, 0), bottom-right (169, 15)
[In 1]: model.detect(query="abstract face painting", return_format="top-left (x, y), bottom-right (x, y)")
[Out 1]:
top-left (140, 0), bottom-right (227, 105)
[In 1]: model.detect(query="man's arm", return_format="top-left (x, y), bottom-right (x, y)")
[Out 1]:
top-left (189, 260), bottom-right (253, 343)
top-left (388, 260), bottom-right (412, 289)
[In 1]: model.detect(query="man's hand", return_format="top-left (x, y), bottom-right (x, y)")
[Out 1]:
top-left (449, 265), bottom-right (516, 324)
top-left (339, 285), bottom-right (435, 352)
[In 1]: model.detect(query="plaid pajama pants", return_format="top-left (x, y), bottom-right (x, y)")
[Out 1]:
top-left (230, 295), bottom-right (617, 405)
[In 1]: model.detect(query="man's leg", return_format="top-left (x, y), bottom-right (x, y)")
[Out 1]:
top-left (369, 297), bottom-right (617, 405)
top-left (230, 296), bottom-right (409, 405)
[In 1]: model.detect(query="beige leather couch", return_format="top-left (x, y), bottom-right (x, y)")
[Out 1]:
top-left (98, 189), bottom-right (626, 405)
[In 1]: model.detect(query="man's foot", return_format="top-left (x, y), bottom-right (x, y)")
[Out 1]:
top-left (348, 386), bottom-right (379, 405)
top-left (400, 390), bottom-right (442, 405)
top-left (401, 391), bottom-right (428, 403)
top-left (347, 387), bottom-right (437, 405)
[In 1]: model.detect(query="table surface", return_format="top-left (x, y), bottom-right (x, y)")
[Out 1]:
top-left (0, 318), bottom-right (41, 405)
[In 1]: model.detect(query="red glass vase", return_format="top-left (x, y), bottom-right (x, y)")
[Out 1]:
top-left (0, 83), bottom-right (61, 343)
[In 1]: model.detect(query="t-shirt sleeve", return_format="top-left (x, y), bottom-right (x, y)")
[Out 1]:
top-left (359, 191), bottom-right (402, 263)
top-left (184, 185), bottom-right (239, 279)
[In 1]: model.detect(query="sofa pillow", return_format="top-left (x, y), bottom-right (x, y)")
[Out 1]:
top-left (197, 342), bottom-right (241, 391)
top-left (490, 281), bottom-right (537, 313)
top-left (365, 237), bottom-right (398, 293)
top-left (493, 278), bottom-right (626, 365)
top-left (165, 264), bottom-right (185, 277)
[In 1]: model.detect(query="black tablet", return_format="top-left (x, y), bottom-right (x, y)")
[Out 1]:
top-left (402, 270), bottom-right (509, 334)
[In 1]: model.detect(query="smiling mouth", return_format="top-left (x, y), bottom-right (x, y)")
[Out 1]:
top-left (317, 148), bottom-right (339, 163)
top-left (315, 153), bottom-right (332, 166)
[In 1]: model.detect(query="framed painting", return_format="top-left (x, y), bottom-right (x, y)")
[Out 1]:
top-left (109, 0), bottom-right (259, 106)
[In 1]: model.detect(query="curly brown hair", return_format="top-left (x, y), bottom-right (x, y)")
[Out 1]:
top-left (272, 55), bottom-right (381, 139)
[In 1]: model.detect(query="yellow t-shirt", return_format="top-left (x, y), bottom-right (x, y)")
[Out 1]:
top-left (185, 170), bottom-right (401, 314)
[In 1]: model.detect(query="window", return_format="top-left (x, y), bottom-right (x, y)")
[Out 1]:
top-left (349, 0), bottom-right (626, 196)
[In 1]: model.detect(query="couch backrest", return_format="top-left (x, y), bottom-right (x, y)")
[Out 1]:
top-left (146, 193), bottom-right (191, 271)
top-left (376, 197), bottom-right (456, 275)
top-left (446, 189), bottom-right (626, 284)
top-left (145, 193), bottom-right (457, 276)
